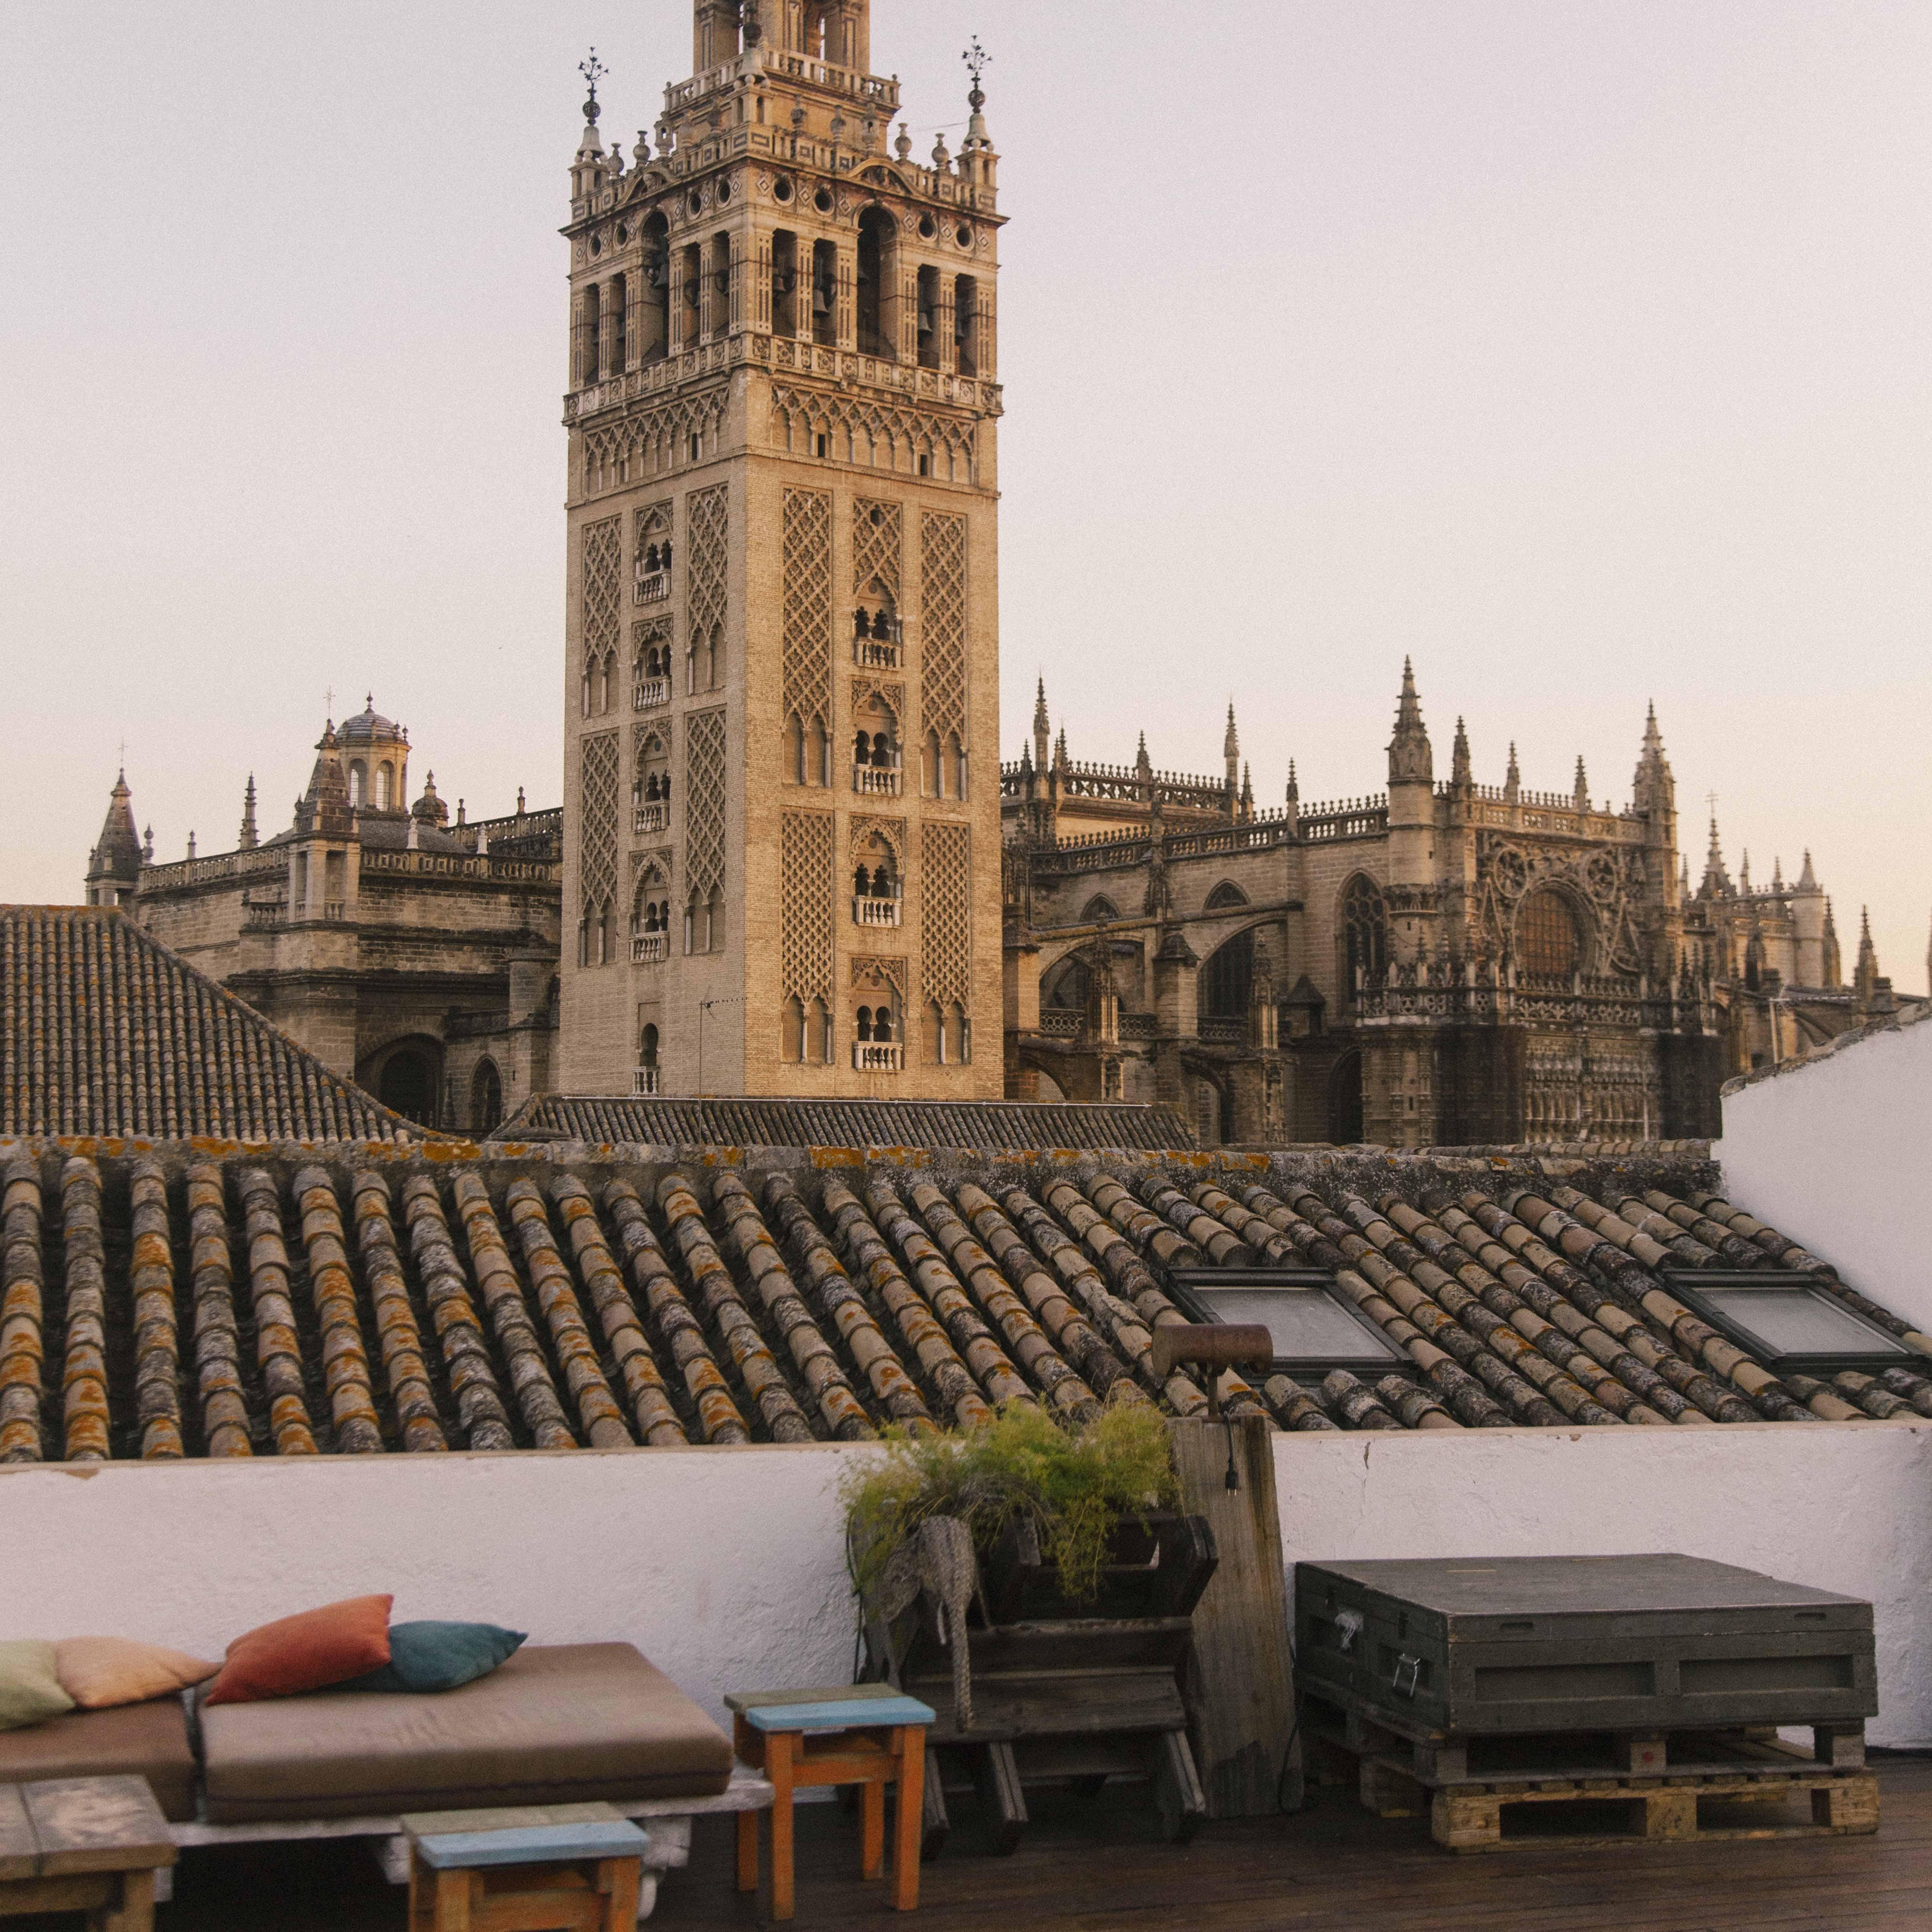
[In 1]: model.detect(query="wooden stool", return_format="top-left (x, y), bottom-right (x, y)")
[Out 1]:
top-left (401, 1805), bottom-right (649, 1932)
top-left (725, 1686), bottom-right (935, 1920)
top-left (0, 1776), bottom-right (175, 1932)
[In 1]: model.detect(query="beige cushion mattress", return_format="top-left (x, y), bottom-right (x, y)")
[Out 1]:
top-left (200, 1642), bottom-right (732, 1824)
top-left (0, 1697), bottom-right (198, 1821)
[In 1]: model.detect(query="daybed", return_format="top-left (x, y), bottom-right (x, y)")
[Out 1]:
top-left (0, 1643), bottom-right (765, 1920)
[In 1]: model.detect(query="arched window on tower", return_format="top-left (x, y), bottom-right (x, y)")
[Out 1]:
top-left (1202, 930), bottom-right (1255, 1019)
top-left (375, 763), bottom-right (393, 811)
top-left (1341, 875), bottom-right (1387, 995)
top-left (1081, 896), bottom-right (1121, 924)
top-left (916, 266), bottom-right (940, 370)
top-left (771, 231), bottom-right (799, 338)
top-left (1516, 887), bottom-right (1583, 982)
top-left (954, 275), bottom-right (979, 376)
top-left (607, 272), bottom-right (627, 373)
top-left (578, 280), bottom-right (602, 386)
top-left (811, 239), bottom-right (838, 347)
top-left (783, 994), bottom-right (807, 1063)
top-left (1206, 881), bottom-right (1250, 912)
top-left (470, 1059), bottom-right (503, 1135)
top-left (640, 214), bottom-right (670, 364)
top-left (856, 206), bottom-right (898, 359)
top-left (348, 762), bottom-right (366, 808)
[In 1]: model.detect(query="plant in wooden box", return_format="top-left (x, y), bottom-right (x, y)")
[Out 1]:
top-left (842, 1406), bottom-right (1216, 1853)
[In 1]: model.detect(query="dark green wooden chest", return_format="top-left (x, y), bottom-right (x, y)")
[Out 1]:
top-left (1295, 1554), bottom-right (1876, 1738)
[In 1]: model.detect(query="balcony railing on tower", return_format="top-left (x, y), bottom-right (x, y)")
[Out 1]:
top-left (634, 571), bottom-right (669, 606)
top-left (634, 802), bottom-right (668, 835)
top-left (631, 933), bottom-right (668, 964)
top-left (852, 1042), bottom-right (904, 1074)
top-left (634, 678), bottom-right (670, 711)
top-left (852, 893), bottom-right (902, 928)
top-left (632, 1066), bottom-right (661, 1096)
top-left (853, 764), bottom-right (903, 798)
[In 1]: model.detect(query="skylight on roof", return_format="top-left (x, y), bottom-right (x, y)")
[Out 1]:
top-left (1664, 1270), bottom-right (1910, 1371)
top-left (1168, 1269), bottom-right (1406, 1372)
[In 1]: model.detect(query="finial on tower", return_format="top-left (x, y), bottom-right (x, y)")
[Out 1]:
top-left (1797, 849), bottom-right (1818, 891)
top-left (1388, 659), bottom-right (1432, 785)
top-left (962, 37), bottom-right (991, 146)
top-left (1504, 741), bottom-right (1520, 803)
top-left (238, 774), bottom-right (258, 851)
top-left (580, 48), bottom-right (606, 124)
top-left (1573, 755), bottom-right (1589, 811)
top-left (1452, 716), bottom-right (1471, 788)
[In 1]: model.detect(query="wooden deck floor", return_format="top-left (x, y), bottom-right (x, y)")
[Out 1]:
top-left (23, 1757), bottom-right (1931, 1932)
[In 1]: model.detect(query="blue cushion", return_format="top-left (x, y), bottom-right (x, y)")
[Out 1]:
top-left (341, 1623), bottom-right (527, 1695)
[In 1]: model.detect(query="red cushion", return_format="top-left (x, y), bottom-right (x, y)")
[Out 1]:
top-left (204, 1596), bottom-right (393, 1707)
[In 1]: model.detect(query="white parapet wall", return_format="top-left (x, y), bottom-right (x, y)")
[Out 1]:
top-left (3, 1420), bottom-right (1930, 1747)
top-left (1716, 1007), bottom-right (1932, 1331)
top-left (1274, 1419), bottom-right (1932, 1747)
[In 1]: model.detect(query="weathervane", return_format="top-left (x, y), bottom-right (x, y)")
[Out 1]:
top-left (580, 48), bottom-right (606, 123)
top-left (962, 36), bottom-right (990, 89)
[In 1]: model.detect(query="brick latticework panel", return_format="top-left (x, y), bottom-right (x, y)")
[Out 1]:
top-left (921, 821), bottom-right (972, 1010)
top-left (686, 482), bottom-right (729, 666)
top-left (579, 732), bottom-right (621, 913)
top-left (920, 511), bottom-right (968, 747)
top-left (583, 517), bottom-right (623, 659)
top-left (685, 708), bottom-right (729, 903)
top-left (781, 811), bottom-right (835, 1004)
top-left (782, 488), bottom-right (833, 733)
top-left (852, 499), bottom-right (903, 600)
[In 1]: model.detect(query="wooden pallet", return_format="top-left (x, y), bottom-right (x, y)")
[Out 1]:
top-left (1309, 1721), bottom-right (1880, 1853)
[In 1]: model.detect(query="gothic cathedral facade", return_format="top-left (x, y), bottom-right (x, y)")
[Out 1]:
top-left (559, 1), bottom-right (1004, 1099)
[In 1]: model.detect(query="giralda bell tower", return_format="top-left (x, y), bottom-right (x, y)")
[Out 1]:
top-left (559, 2), bottom-right (1005, 1099)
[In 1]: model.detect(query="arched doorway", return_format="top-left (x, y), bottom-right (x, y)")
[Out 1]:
top-left (374, 1041), bottom-right (441, 1128)
top-left (1329, 1050), bottom-right (1364, 1144)
top-left (470, 1059), bottom-right (503, 1136)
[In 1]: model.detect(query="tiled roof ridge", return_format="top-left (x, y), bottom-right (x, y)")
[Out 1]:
top-left (1720, 997), bottom-right (1930, 1096)
top-left (0, 906), bottom-right (420, 1143)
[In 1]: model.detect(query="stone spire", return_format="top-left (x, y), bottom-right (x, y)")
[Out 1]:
top-left (1386, 659), bottom-right (1432, 786)
top-left (1223, 703), bottom-right (1240, 793)
top-left (1854, 907), bottom-right (1883, 1010)
top-left (1053, 726), bottom-right (1069, 777)
top-left (1739, 849), bottom-right (1752, 894)
top-left (237, 775), bottom-right (258, 851)
top-left (1032, 677), bottom-right (1050, 772)
top-left (295, 721), bottom-right (354, 838)
top-left (1797, 849), bottom-right (1818, 891)
top-left (1134, 731), bottom-right (1152, 785)
top-left (85, 767), bottom-right (145, 905)
top-left (1772, 855), bottom-right (1784, 891)
top-left (1632, 702), bottom-right (1675, 820)
top-left (1239, 761), bottom-right (1254, 819)
top-left (1699, 817), bottom-right (1732, 899)
top-left (1284, 760), bottom-right (1300, 833)
top-left (1573, 756), bottom-right (1590, 813)
top-left (1824, 898), bottom-right (1842, 986)
top-left (1451, 717), bottom-right (1471, 789)
top-left (1504, 741), bottom-right (1520, 805)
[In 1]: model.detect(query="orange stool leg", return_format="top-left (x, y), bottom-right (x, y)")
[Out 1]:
top-left (892, 1726), bottom-right (925, 1911)
top-left (767, 1730), bottom-right (797, 1923)
top-left (861, 1773), bottom-right (886, 1880)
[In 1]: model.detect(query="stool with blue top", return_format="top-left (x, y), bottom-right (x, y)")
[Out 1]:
top-left (724, 1684), bottom-right (935, 1919)
top-left (401, 1803), bottom-right (650, 1931)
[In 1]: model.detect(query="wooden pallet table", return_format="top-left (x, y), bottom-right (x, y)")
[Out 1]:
top-left (0, 1776), bottom-right (176, 1932)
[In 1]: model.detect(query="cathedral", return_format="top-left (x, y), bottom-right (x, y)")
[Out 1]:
top-left (76, 1), bottom-right (1922, 1145)
top-left (557, 0), bottom-right (1003, 1099)
top-left (83, 704), bottom-right (560, 1133)
top-left (1000, 674), bottom-right (1908, 1147)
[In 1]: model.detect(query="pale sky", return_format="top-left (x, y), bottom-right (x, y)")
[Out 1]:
top-left (3, 1), bottom-right (1927, 987)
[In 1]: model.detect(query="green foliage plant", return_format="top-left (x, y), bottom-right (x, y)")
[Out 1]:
top-left (843, 1401), bottom-right (1180, 1609)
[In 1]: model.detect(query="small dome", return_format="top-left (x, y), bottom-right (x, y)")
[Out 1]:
top-left (339, 694), bottom-right (405, 743)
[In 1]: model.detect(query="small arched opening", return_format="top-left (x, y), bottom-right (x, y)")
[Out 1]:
top-left (372, 1039), bottom-right (442, 1129)
top-left (470, 1059), bottom-right (503, 1136)
top-left (1329, 1051), bottom-right (1364, 1145)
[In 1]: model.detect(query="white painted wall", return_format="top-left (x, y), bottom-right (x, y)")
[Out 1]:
top-left (1717, 1011), bottom-right (1932, 1331)
top-left (5, 1421), bottom-right (1928, 1750)
top-left (1274, 1419), bottom-right (1932, 1747)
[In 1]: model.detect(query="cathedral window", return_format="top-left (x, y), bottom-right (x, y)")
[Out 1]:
top-left (1202, 930), bottom-right (1255, 1020)
top-left (1206, 881), bottom-right (1249, 911)
top-left (811, 240), bottom-right (838, 346)
top-left (916, 266), bottom-right (940, 370)
top-left (348, 761), bottom-right (366, 808)
top-left (1341, 874), bottom-right (1387, 994)
top-left (375, 763), bottom-right (394, 811)
top-left (1081, 896), bottom-right (1121, 924)
top-left (954, 274), bottom-right (978, 376)
top-left (1044, 957), bottom-right (1090, 1011)
top-left (1516, 887), bottom-right (1583, 981)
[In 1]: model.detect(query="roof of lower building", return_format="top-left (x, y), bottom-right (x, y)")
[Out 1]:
top-left (1, 1138), bottom-right (1923, 1466)
top-left (492, 1095), bottom-right (1196, 1152)
top-left (1722, 998), bottom-right (1931, 1097)
top-left (0, 908), bottom-right (421, 1144)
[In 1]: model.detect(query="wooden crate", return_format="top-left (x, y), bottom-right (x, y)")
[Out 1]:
top-left (1296, 1554), bottom-right (1876, 1743)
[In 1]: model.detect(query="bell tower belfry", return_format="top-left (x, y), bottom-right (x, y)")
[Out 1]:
top-left (558, 7), bottom-right (1005, 1098)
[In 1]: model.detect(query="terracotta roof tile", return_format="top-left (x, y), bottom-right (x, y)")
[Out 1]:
top-left (0, 1140), bottom-right (1926, 1455)
top-left (0, 908), bottom-right (418, 1143)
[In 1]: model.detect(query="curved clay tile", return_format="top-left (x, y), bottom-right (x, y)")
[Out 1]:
top-left (823, 1176), bottom-right (1034, 1415)
top-left (58, 1158), bottom-right (110, 1460)
top-left (345, 1172), bottom-right (447, 1453)
top-left (1133, 1175), bottom-right (1255, 1269)
top-left (128, 1158), bottom-right (184, 1458)
top-left (654, 1175), bottom-right (810, 1443)
top-left (397, 1175), bottom-right (516, 1451)
top-left (706, 1173), bottom-right (873, 1440)
top-left (290, 1167), bottom-right (384, 1453)
top-left (448, 1174), bottom-right (576, 1449)
top-left (235, 1169), bottom-right (319, 1455)
top-left (503, 1178), bottom-right (633, 1449)
top-left (762, 1174), bottom-right (936, 1431)
top-left (910, 1181), bottom-right (1138, 1413)
top-left (982, 1184), bottom-right (1206, 1415)
top-left (547, 1175), bottom-right (686, 1446)
top-left (185, 1161), bottom-right (252, 1457)
top-left (869, 1178), bottom-right (1097, 1424)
